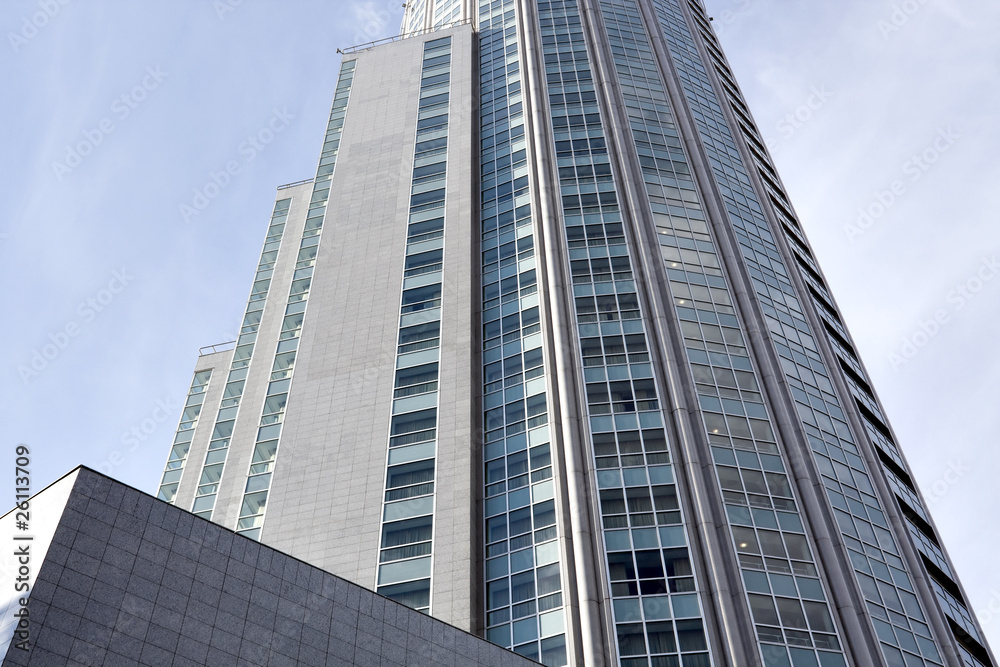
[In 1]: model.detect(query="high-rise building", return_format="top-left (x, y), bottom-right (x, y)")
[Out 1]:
top-left (154, 1), bottom-right (995, 666)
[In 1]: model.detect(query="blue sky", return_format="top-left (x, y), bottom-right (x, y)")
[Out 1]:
top-left (2, 0), bottom-right (998, 650)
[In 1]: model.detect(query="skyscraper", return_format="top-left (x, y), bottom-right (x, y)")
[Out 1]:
top-left (155, 1), bottom-right (995, 666)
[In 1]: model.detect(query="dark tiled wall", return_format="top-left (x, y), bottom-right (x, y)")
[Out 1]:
top-left (4, 469), bottom-right (535, 666)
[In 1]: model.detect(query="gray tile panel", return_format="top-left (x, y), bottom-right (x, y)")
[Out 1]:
top-left (258, 24), bottom-right (478, 629)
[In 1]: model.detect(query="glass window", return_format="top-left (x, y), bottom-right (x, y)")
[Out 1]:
top-left (386, 459), bottom-right (435, 490)
top-left (378, 579), bottom-right (430, 609)
top-left (382, 516), bottom-right (432, 548)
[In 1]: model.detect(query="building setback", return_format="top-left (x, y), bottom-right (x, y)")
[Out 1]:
top-left (148, 1), bottom-right (995, 666)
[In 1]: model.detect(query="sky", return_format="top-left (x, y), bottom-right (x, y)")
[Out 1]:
top-left (2, 0), bottom-right (998, 651)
